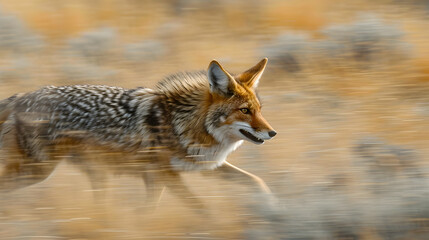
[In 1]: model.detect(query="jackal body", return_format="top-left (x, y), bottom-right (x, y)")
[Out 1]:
top-left (0, 59), bottom-right (276, 206)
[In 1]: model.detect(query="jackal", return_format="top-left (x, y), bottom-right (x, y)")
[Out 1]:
top-left (0, 58), bottom-right (276, 210)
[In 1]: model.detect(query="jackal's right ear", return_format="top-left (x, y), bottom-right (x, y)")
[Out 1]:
top-left (208, 60), bottom-right (237, 97)
top-left (236, 58), bottom-right (268, 89)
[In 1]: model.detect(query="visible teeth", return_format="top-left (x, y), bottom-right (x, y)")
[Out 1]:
top-left (239, 129), bottom-right (264, 143)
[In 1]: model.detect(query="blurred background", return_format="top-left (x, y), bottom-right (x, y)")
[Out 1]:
top-left (0, 0), bottom-right (428, 239)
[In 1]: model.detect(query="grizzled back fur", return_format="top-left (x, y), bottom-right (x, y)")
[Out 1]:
top-left (0, 85), bottom-right (178, 160)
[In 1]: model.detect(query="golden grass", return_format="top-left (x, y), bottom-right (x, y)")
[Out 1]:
top-left (261, 0), bottom-right (337, 31)
top-left (0, 0), bottom-right (169, 40)
top-left (0, 0), bottom-right (428, 239)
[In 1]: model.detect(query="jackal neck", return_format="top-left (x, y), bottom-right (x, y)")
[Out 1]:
top-left (155, 71), bottom-right (217, 148)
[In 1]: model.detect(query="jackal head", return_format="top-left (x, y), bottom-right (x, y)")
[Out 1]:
top-left (206, 58), bottom-right (276, 145)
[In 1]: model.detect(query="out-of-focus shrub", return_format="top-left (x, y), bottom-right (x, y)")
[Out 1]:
top-left (352, 136), bottom-right (428, 239)
top-left (261, 32), bottom-right (310, 73)
top-left (0, 10), bottom-right (43, 83)
top-left (245, 136), bottom-right (428, 239)
top-left (0, 10), bottom-right (44, 53)
top-left (0, 58), bottom-right (31, 82)
top-left (60, 62), bottom-right (117, 84)
top-left (353, 136), bottom-right (423, 183)
top-left (262, 15), bottom-right (411, 73)
top-left (66, 27), bottom-right (117, 64)
top-left (123, 40), bottom-right (167, 63)
top-left (320, 15), bottom-right (409, 63)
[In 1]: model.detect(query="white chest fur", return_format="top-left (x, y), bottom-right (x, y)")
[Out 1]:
top-left (170, 140), bottom-right (243, 171)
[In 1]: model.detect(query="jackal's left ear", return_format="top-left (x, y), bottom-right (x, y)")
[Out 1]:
top-left (236, 58), bottom-right (268, 88)
top-left (208, 60), bottom-right (237, 97)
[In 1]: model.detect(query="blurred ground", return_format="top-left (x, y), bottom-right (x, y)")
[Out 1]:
top-left (0, 0), bottom-right (428, 239)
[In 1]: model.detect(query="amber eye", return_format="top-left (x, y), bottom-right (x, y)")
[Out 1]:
top-left (240, 108), bottom-right (250, 114)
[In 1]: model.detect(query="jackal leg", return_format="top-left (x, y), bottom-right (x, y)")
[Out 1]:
top-left (142, 168), bottom-right (205, 213)
top-left (164, 171), bottom-right (206, 213)
top-left (212, 161), bottom-right (272, 194)
top-left (142, 170), bottom-right (166, 210)
top-left (0, 160), bottom-right (59, 192)
top-left (0, 124), bottom-right (59, 192)
top-left (65, 151), bottom-right (111, 202)
top-left (76, 162), bottom-right (108, 201)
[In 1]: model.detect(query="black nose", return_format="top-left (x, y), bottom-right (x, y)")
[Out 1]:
top-left (268, 130), bottom-right (277, 137)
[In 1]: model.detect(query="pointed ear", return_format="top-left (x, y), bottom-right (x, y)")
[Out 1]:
top-left (207, 60), bottom-right (237, 96)
top-left (236, 58), bottom-right (268, 88)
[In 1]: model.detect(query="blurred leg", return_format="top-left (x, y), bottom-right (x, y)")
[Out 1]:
top-left (0, 161), bottom-right (59, 193)
top-left (164, 171), bottom-right (206, 213)
top-left (142, 170), bottom-right (166, 210)
top-left (0, 124), bottom-right (59, 192)
top-left (214, 161), bottom-right (272, 194)
top-left (67, 151), bottom-right (110, 202)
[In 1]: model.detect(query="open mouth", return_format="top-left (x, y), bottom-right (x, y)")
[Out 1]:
top-left (239, 129), bottom-right (264, 144)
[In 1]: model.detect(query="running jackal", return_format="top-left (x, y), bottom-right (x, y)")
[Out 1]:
top-left (0, 58), bottom-right (276, 210)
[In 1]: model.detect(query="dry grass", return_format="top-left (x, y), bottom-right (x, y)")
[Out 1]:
top-left (0, 0), bottom-right (428, 239)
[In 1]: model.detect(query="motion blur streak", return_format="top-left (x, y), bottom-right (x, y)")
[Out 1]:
top-left (0, 0), bottom-right (428, 239)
